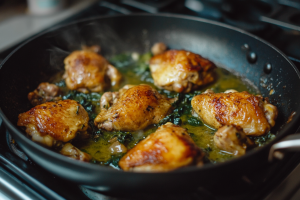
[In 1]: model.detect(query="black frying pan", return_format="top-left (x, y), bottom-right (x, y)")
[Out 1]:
top-left (1, 14), bottom-right (300, 194)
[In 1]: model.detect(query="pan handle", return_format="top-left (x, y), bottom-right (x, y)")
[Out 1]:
top-left (268, 134), bottom-right (300, 162)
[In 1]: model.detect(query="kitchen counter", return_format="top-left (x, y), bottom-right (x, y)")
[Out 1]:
top-left (0, 0), bottom-right (97, 53)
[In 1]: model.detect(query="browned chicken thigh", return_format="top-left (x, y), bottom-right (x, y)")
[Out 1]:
top-left (28, 82), bottom-right (61, 106)
top-left (17, 99), bottom-right (91, 161)
top-left (119, 122), bottom-right (204, 172)
top-left (94, 84), bottom-right (174, 131)
top-left (149, 50), bottom-right (216, 93)
top-left (214, 125), bottom-right (254, 156)
top-left (63, 50), bottom-right (122, 93)
top-left (191, 90), bottom-right (278, 136)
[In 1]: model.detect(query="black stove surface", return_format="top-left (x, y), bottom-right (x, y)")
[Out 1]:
top-left (1, 1), bottom-right (300, 199)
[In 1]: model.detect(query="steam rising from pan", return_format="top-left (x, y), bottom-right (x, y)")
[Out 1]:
top-left (46, 21), bottom-right (139, 71)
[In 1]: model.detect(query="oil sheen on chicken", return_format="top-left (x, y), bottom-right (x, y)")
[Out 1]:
top-left (17, 99), bottom-right (89, 147)
top-left (149, 50), bottom-right (216, 93)
top-left (94, 84), bottom-right (174, 131)
top-left (119, 122), bottom-right (204, 172)
top-left (63, 50), bottom-right (122, 93)
top-left (191, 90), bottom-right (278, 136)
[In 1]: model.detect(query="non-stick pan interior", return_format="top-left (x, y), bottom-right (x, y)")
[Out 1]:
top-left (1, 14), bottom-right (300, 192)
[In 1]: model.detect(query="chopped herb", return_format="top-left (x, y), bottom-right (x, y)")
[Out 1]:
top-left (157, 91), bottom-right (202, 126)
top-left (113, 131), bottom-right (134, 145)
top-left (109, 53), bottom-right (132, 68)
top-left (135, 63), bottom-right (149, 75)
top-left (173, 118), bottom-right (182, 125)
top-left (104, 153), bottom-right (126, 168)
top-left (55, 80), bottom-right (66, 87)
top-left (187, 117), bottom-right (203, 126)
top-left (157, 111), bottom-right (181, 126)
top-left (62, 90), bottom-right (101, 120)
top-left (204, 147), bottom-right (212, 152)
top-left (133, 52), bottom-right (152, 75)
top-left (249, 132), bottom-right (276, 146)
top-left (96, 130), bottom-right (134, 146)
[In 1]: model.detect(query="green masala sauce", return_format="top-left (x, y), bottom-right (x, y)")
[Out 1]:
top-left (53, 52), bottom-right (275, 168)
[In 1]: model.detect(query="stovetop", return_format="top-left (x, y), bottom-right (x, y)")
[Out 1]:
top-left (1, 0), bottom-right (300, 199)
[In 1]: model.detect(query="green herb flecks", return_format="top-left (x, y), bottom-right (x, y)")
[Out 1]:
top-left (109, 54), bottom-right (133, 68)
top-left (249, 132), bottom-right (276, 147)
top-left (104, 153), bottom-right (126, 168)
top-left (134, 52), bottom-right (152, 75)
top-left (109, 52), bottom-right (154, 86)
top-left (157, 91), bottom-right (202, 126)
top-left (62, 90), bottom-right (101, 120)
top-left (55, 80), bottom-right (67, 87)
top-left (187, 117), bottom-right (203, 126)
top-left (204, 146), bottom-right (213, 152)
top-left (102, 131), bottom-right (134, 145)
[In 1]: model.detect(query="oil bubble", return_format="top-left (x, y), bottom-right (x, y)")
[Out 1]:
top-left (264, 63), bottom-right (272, 74)
top-left (247, 52), bottom-right (257, 63)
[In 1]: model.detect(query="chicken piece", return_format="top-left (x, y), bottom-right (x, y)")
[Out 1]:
top-left (60, 143), bottom-right (92, 162)
top-left (106, 64), bottom-right (122, 86)
top-left (214, 125), bottom-right (254, 156)
top-left (264, 102), bottom-right (278, 127)
top-left (100, 91), bottom-right (120, 108)
top-left (191, 90), bottom-right (278, 136)
top-left (149, 50), bottom-right (216, 93)
top-left (119, 122), bottom-right (204, 172)
top-left (17, 99), bottom-right (89, 147)
top-left (151, 42), bottom-right (167, 55)
top-left (63, 50), bottom-right (122, 93)
top-left (94, 84), bottom-right (174, 131)
top-left (109, 140), bottom-right (127, 155)
top-left (28, 82), bottom-right (61, 106)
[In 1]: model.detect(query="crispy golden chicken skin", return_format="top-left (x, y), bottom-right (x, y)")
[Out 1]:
top-left (17, 99), bottom-right (89, 147)
top-left (119, 122), bottom-right (204, 172)
top-left (94, 84), bottom-right (174, 131)
top-left (149, 50), bottom-right (216, 93)
top-left (214, 125), bottom-right (254, 156)
top-left (28, 82), bottom-right (61, 106)
top-left (63, 50), bottom-right (122, 93)
top-left (191, 90), bottom-right (278, 136)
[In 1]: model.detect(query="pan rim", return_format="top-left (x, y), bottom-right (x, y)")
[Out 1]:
top-left (1, 13), bottom-right (300, 176)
